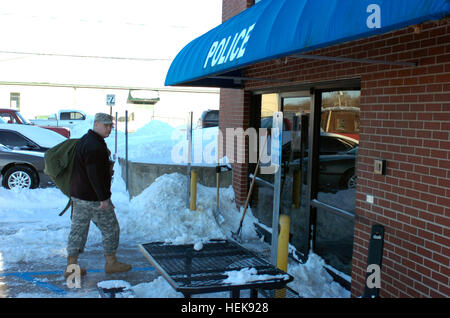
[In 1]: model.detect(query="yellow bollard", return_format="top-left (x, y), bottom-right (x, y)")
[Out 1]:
top-left (190, 170), bottom-right (197, 211)
top-left (276, 214), bottom-right (290, 298)
top-left (292, 170), bottom-right (301, 209)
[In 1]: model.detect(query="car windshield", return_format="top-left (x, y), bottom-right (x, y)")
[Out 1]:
top-left (15, 111), bottom-right (32, 124)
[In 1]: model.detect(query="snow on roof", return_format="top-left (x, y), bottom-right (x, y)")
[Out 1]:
top-left (0, 123), bottom-right (67, 148)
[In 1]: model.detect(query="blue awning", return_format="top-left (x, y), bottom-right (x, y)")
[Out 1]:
top-left (165, 0), bottom-right (449, 88)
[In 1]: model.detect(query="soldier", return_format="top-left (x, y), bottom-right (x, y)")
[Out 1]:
top-left (64, 113), bottom-right (131, 279)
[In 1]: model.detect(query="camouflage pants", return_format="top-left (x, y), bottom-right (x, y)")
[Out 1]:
top-left (67, 198), bottom-right (120, 256)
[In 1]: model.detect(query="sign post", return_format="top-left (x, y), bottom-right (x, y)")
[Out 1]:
top-left (186, 112), bottom-right (193, 208)
top-left (106, 94), bottom-right (116, 116)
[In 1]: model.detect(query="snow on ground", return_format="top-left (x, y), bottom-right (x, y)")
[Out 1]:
top-left (0, 118), bottom-right (350, 298)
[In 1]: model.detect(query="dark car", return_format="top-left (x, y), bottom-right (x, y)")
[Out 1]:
top-left (0, 143), bottom-right (53, 189)
top-left (197, 110), bottom-right (219, 128)
top-left (316, 146), bottom-right (357, 190)
top-left (260, 133), bottom-right (358, 191)
top-left (0, 123), bottom-right (66, 153)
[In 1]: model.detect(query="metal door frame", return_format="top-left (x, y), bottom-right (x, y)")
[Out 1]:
top-left (306, 88), bottom-right (357, 258)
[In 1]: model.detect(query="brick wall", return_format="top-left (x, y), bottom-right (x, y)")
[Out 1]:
top-left (220, 0), bottom-right (449, 298)
top-left (220, 0), bottom-right (254, 208)
top-left (244, 20), bottom-right (450, 298)
top-left (219, 88), bottom-right (252, 206)
top-left (351, 23), bottom-right (449, 298)
top-left (222, 0), bottom-right (254, 22)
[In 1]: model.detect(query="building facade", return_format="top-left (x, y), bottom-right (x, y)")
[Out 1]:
top-left (217, 0), bottom-right (449, 298)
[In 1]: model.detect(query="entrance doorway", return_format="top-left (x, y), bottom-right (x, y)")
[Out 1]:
top-left (252, 89), bottom-right (360, 276)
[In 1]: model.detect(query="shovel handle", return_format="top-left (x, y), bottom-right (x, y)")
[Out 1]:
top-left (236, 133), bottom-right (269, 231)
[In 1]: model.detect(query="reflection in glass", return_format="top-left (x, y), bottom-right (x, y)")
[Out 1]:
top-left (315, 90), bottom-right (360, 275)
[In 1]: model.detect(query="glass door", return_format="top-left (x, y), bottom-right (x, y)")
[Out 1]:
top-left (252, 92), bottom-right (311, 261)
top-left (251, 89), bottom-right (359, 273)
top-left (309, 89), bottom-right (360, 275)
top-left (279, 94), bottom-right (311, 260)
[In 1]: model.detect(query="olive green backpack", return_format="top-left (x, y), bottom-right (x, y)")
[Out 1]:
top-left (44, 139), bottom-right (80, 216)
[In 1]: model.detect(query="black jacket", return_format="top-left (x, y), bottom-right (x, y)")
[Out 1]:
top-left (70, 129), bottom-right (112, 201)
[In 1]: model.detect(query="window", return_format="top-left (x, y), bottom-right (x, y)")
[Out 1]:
top-left (205, 111), bottom-right (218, 122)
top-left (10, 93), bottom-right (20, 110)
top-left (319, 136), bottom-right (356, 154)
top-left (60, 111), bottom-right (85, 120)
top-left (0, 130), bottom-right (36, 150)
top-left (60, 112), bottom-right (70, 120)
top-left (71, 112), bottom-right (85, 120)
top-left (0, 113), bottom-right (17, 124)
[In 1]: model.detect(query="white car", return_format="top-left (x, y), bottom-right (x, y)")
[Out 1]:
top-left (0, 123), bottom-right (67, 152)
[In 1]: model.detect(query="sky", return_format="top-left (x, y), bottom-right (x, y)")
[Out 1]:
top-left (0, 0), bottom-right (223, 87)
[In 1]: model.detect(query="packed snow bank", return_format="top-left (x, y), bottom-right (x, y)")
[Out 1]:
top-left (71, 117), bottom-right (223, 166)
top-left (112, 161), bottom-right (259, 246)
top-left (287, 253), bottom-right (350, 298)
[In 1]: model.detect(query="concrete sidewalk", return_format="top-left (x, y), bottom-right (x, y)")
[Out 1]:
top-left (0, 243), bottom-right (159, 298)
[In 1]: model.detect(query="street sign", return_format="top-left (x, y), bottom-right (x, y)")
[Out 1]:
top-left (106, 94), bottom-right (116, 106)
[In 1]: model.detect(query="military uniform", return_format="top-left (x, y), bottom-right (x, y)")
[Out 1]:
top-left (67, 198), bottom-right (120, 256)
top-left (64, 113), bottom-right (131, 277)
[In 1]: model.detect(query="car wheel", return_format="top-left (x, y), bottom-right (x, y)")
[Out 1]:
top-left (2, 165), bottom-right (39, 190)
top-left (341, 169), bottom-right (357, 189)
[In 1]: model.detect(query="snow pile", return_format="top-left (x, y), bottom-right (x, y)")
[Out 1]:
top-left (71, 117), bottom-right (223, 166)
top-left (287, 253), bottom-right (350, 298)
top-left (118, 172), bottom-right (259, 245)
top-left (223, 267), bottom-right (288, 285)
top-left (132, 277), bottom-right (184, 298)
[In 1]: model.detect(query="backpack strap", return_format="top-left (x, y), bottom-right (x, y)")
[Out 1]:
top-left (59, 198), bottom-right (73, 216)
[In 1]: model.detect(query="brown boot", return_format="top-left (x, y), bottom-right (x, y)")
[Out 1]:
top-left (104, 254), bottom-right (132, 274)
top-left (64, 255), bottom-right (87, 279)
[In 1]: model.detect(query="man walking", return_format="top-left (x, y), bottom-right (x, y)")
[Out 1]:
top-left (64, 113), bottom-right (131, 278)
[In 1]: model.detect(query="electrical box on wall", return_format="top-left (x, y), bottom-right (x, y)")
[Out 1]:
top-left (374, 159), bottom-right (386, 175)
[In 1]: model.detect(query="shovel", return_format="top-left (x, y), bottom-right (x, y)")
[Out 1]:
top-left (232, 133), bottom-right (268, 241)
top-left (212, 137), bottom-right (224, 227)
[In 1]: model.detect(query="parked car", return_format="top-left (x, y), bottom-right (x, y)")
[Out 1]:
top-left (0, 108), bottom-right (70, 138)
top-left (260, 133), bottom-right (358, 191)
top-left (197, 110), bottom-right (219, 128)
top-left (0, 124), bottom-right (67, 153)
top-left (316, 146), bottom-right (358, 190)
top-left (30, 109), bottom-right (86, 131)
top-left (0, 143), bottom-right (53, 189)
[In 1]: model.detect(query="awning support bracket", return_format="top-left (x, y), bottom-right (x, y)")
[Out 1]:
top-left (209, 76), bottom-right (292, 84)
top-left (290, 53), bottom-right (418, 67)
